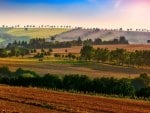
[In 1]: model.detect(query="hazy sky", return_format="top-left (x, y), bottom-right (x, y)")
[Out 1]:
top-left (0, 0), bottom-right (150, 29)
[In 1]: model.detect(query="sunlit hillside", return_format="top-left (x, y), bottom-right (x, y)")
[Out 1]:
top-left (6, 28), bottom-right (70, 39)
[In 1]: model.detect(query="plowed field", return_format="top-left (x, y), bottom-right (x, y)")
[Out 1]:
top-left (0, 85), bottom-right (150, 113)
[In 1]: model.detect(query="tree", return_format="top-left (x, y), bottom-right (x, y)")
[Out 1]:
top-left (110, 48), bottom-right (127, 65)
top-left (77, 37), bottom-right (82, 46)
top-left (94, 48), bottom-right (109, 62)
top-left (80, 45), bottom-right (94, 60)
top-left (132, 73), bottom-right (150, 90)
top-left (51, 36), bottom-right (56, 43)
top-left (119, 36), bottom-right (129, 44)
top-left (0, 49), bottom-right (8, 57)
top-left (94, 38), bottom-right (102, 45)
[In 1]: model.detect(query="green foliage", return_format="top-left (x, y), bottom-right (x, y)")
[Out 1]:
top-left (80, 45), bottom-right (94, 60)
top-left (0, 66), bottom-right (11, 77)
top-left (92, 77), bottom-right (134, 96)
top-left (94, 48), bottom-right (109, 62)
top-left (63, 75), bottom-right (91, 92)
top-left (0, 67), bottom-right (149, 98)
top-left (13, 68), bottom-right (39, 78)
top-left (80, 46), bottom-right (150, 67)
top-left (66, 53), bottom-right (76, 59)
top-left (132, 73), bottom-right (150, 90)
top-left (42, 74), bottom-right (62, 89)
top-left (34, 53), bottom-right (44, 58)
top-left (136, 87), bottom-right (150, 98)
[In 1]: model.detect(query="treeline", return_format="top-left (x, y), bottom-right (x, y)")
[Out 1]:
top-left (80, 45), bottom-right (150, 67)
top-left (0, 47), bottom-right (30, 57)
top-left (6, 36), bottom-right (128, 49)
top-left (0, 67), bottom-right (150, 99)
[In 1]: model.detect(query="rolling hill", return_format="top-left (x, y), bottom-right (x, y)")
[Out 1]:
top-left (0, 28), bottom-right (70, 47)
top-left (6, 28), bottom-right (70, 39)
top-left (54, 28), bottom-right (150, 44)
top-left (0, 28), bottom-right (150, 48)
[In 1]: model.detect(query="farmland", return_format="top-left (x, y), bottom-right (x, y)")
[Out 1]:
top-left (0, 28), bottom-right (70, 47)
top-left (0, 85), bottom-right (150, 113)
top-left (0, 58), bottom-right (150, 78)
top-left (52, 44), bottom-right (150, 54)
top-left (0, 28), bottom-right (150, 112)
top-left (6, 28), bottom-right (70, 39)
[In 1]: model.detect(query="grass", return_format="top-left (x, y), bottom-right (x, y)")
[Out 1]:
top-left (6, 28), bottom-right (70, 38)
top-left (0, 85), bottom-right (150, 113)
top-left (0, 38), bottom-right (5, 43)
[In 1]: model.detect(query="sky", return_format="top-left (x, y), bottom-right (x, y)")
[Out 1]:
top-left (0, 0), bottom-right (150, 29)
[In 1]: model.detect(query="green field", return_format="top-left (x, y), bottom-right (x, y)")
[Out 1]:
top-left (0, 38), bottom-right (5, 43)
top-left (6, 28), bottom-right (70, 38)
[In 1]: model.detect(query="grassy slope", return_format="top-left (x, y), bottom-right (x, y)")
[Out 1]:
top-left (6, 28), bottom-right (70, 38)
top-left (0, 85), bottom-right (150, 113)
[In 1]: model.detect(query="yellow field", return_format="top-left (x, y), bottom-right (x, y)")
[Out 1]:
top-left (7, 28), bottom-right (70, 38)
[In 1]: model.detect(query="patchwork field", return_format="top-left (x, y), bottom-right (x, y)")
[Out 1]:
top-left (0, 58), bottom-right (149, 78)
top-left (52, 44), bottom-right (150, 54)
top-left (0, 85), bottom-right (150, 113)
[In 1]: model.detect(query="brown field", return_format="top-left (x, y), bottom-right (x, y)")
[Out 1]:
top-left (0, 58), bottom-right (150, 78)
top-left (52, 44), bottom-right (150, 54)
top-left (0, 44), bottom-right (150, 78)
top-left (0, 85), bottom-right (150, 113)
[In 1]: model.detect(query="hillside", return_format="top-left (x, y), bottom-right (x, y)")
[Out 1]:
top-left (0, 28), bottom-right (150, 48)
top-left (0, 28), bottom-right (70, 47)
top-left (54, 28), bottom-right (150, 44)
top-left (0, 85), bottom-right (150, 113)
top-left (6, 28), bottom-right (70, 39)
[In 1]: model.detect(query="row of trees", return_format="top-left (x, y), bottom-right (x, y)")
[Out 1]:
top-left (7, 36), bottom-right (128, 50)
top-left (1, 25), bottom-right (72, 29)
top-left (1, 26), bottom-right (149, 32)
top-left (0, 67), bottom-right (150, 98)
top-left (0, 47), bottom-right (30, 58)
top-left (80, 45), bottom-right (150, 67)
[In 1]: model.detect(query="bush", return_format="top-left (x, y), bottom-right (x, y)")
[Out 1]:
top-left (136, 87), bottom-right (150, 98)
top-left (41, 74), bottom-right (62, 89)
top-left (0, 66), bottom-right (11, 77)
top-left (132, 73), bottom-right (150, 90)
top-left (14, 68), bottom-right (39, 78)
top-left (63, 75), bottom-right (92, 92)
top-left (0, 67), bottom-right (149, 99)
